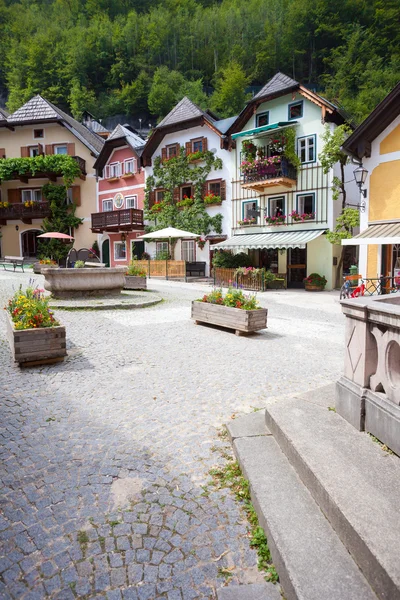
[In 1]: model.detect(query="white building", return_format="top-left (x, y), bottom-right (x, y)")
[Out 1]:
top-left (215, 73), bottom-right (357, 290)
top-left (141, 97), bottom-right (233, 276)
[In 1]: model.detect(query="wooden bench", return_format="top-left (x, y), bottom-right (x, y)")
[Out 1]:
top-left (186, 262), bottom-right (206, 277)
top-left (0, 256), bottom-right (26, 272)
top-left (84, 262), bottom-right (106, 268)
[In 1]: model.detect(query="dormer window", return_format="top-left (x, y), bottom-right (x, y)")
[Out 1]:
top-left (105, 162), bottom-right (121, 179)
top-left (124, 158), bottom-right (136, 174)
top-left (256, 111), bottom-right (269, 128)
top-left (288, 101), bottom-right (303, 120)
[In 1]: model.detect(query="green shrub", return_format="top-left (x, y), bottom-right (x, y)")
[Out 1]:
top-left (212, 250), bottom-right (252, 268)
top-left (74, 260), bottom-right (85, 268)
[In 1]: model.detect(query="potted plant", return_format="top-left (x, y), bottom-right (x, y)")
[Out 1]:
top-left (265, 214), bottom-right (286, 225)
top-left (203, 193), bottom-right (222, 205)
top-left (238, 217), bottom-right (257, 226)
top-left (304, 273), bottom-right (327, 291)
top-left (125, 259), bottom-right (147, 290)
top-left (5, 285), bottom-right (67, 366)
top-left (33, 257), bottom-right (58, 274)
top-left (192, 288), bottom-right (267, 335)
top-left (290, 210), bottom-right (316, 222)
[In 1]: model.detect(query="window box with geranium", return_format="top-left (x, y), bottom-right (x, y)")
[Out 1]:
top-left (191, 288), bottom-right (267, 335)
top-left (265, 214), bottom-right (286, 226)
top-left (304, 273), bottom-right (327, 291)
top-left (177, 196), bottom-right (194, 208)
top-left (238, 218), bottom-right (257, 226)
top-left (290, 210), bottom-right (315, 222)
top-left (203, 193), bottom-right (222, 205)
top-left (5, 286), bottom-right (66, 366)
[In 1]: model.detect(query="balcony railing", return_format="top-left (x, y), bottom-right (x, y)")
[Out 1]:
top-left (242, 158), bottom-right (297, 190)
top-left (91, 209), bottom-right (144, 233)
top-left (0, 202), bottom-right (51, 224)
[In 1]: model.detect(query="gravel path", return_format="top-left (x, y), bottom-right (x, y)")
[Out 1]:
top-left (0, 272), bottom-right (345, 599)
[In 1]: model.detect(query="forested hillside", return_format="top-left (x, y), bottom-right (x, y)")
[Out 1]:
top-left (0, 0), bottom-right (399, 123)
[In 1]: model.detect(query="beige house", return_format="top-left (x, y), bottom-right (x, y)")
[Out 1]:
top-left (0, 96), bottom-right (104, 258)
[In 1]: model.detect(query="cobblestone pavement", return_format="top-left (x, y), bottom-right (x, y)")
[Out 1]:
top-left (0, 272), bottom-right (345, 599)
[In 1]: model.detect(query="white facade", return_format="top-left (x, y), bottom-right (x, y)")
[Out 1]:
top-left (144, 123), bottom-right (233, 276)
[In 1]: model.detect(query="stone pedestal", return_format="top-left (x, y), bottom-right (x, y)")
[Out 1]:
top-left (336, 294), bottom-right (400, 454)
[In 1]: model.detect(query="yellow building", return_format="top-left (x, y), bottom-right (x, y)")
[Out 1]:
top-left (0, 96), bottom-right (104, 258)
top-left (343, 82), bottom-right (400, 287)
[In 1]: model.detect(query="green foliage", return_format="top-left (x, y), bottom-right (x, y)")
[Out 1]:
top-left (145, 146), bottom-right (223, 236)
top-left (212, 250), bottom-right (252, 268)
top-left (37, 184), bottom-right (83, 262)
top-left (74, 260), bottom-right (85, 268)
top-left (282, 127), bottom-right (300, 168)
top-left (319, 124), bottom-right (352, 177)
top-left (200, 287), bottom-right (260, 310)
top-left (210, 61), bottom-right (251, 118)
top-left (0, 155), bottom-right (82, 188)
top-left (126, 258), bottom-right (146, 276)
top-left (304, 273), bottom-right (327, 288)
top-left (148, 66), bottom-right (207, 120)
top-left (326, 208), bottom-right (360, 245)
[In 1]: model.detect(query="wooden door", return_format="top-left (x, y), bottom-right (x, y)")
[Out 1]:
top-left (287, 248), bottom-right (307, 288)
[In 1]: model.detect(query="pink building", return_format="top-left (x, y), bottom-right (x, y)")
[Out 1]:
top-left (92, 125), bottom-right (146, 266)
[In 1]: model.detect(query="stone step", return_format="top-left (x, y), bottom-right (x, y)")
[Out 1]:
top-left (217, 582), bottom-right (281, 600)
top-left (228, 414), bottom-right (377, 600)
top-left (265, 384), bottom-right (400, 600)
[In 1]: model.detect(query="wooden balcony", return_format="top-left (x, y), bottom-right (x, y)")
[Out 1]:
top-left (0, 202), bottom-right (51, 224)
top-left (242, 159), bottom-right (297, 192)
top-left (91, 209), bottom-right (144, 233)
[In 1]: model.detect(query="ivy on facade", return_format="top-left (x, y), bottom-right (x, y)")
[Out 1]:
top-left (0, 155), bottom-right (82, 188)
top-left (145, 148), bottom-right (223, 236)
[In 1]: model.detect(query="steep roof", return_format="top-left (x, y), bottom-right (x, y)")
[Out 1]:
top-left (214, 116), bottom-right (237, 134)
top-left (342, 82), bottom-right (400, 159)
top-left (6, 95), bottom-right (104, 155)
top-left (93, 123), bottom-right (146, 172)
top-left (253, 72), bottom-right (299, 101)
top-left (157, 96), bottom-right (213, 128)
top-left (0, 107), bottom-right (10, 121)
top-left (88, 119), bottom-right (109, 135)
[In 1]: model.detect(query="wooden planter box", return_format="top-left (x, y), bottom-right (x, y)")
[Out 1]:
top-left (6, 312), bottom-right (67, 367)
top-left (124, 275), bottom-right (147, 290)
top-left (191, 301), bottom-right (267, 336)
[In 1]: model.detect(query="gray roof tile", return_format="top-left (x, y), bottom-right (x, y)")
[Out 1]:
top-left (0, 107), bottom-right (9, 121)
top-left (107, 124), bottom-right (146, 156)
top-left (253, 72), bottom-right (299, 101)
top-left (157, 96), bottom-right (212, 128)
top-left (88, 119), bottom-right (109, 134)
top-left (7, 95), bottom-right (104, 155)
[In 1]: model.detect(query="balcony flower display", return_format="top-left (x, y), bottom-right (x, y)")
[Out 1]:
top-left (290, 210), bottom-right (316, 222)
top-left (203, 193), bottom-right (222, 205)
top-left (0, 201), bottom-right (10, 208)
top-left (238, 217), bottom-right (257, 226)
top-left (242, 140), bottom-right (257, 160)
top-left (265, 214), bottom-right (286, 225)
top-left (268, 133), bottom-right (287, 155)
top-left (150, 201), bottom-right (165, 213)
top-left (240, 155), bottom-right (282, 178)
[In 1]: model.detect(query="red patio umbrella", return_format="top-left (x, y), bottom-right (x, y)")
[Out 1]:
top-left (37, 232), bottom-right (74, 240)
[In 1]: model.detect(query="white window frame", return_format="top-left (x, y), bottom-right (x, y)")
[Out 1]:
top-left (114, 241), bottom-right (127, 261)
top-left (297, 135), bottom-right (316, 164)
top-left (54, 144), bottom-right (68, 155)
top-left (102, 199), bottom-right (113, 212)
top-left (181, 240), bottom-right (195, 262)
top-left (124, 158), bottom-right (136, 174)
top-left (125, 195), bottom-right (137, 209)
top-left (107, 162), bottom-right (121, 178)
top-left (29, 146), bottom-right (40, 157)
top-left (156, 241), bottom-right (169, 256)
top-left (268, 196), bottom-right (285, 217)
top-left (22, 189), bottom-right (42, 203)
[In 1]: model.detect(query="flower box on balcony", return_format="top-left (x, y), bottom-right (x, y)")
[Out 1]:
top-left (122, 172), bottom-right (135, 178)
top-left (191, 301), bottom-right (267, 336)
top-left (265, 215), bottom-right (286, 225)
top-left (238, 218), bottom-right (257, 226)
top-left (204, 194), bottom-right (222, 206)
top-left (290, 210), bottom-right (315, 222)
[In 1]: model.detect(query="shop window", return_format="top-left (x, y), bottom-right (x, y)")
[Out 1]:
top-left (182, 240), bottom-right (195, 262)
top-left (298, 135), bottom-right (316, 164)
top-left (114, 241), bottom-right (126, 260)
top-left (256, 111), bottom-right (269, 127)
top-left (288, 101), bottom-right (303, 120)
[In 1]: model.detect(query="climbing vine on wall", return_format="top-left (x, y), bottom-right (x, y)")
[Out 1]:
top-left (145, 147), bottom-right (223, 236)
top-left (0, 155), bottom-right (82, 188)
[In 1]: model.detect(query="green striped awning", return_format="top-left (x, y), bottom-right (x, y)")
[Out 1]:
top-left (231, 121), bottom-right (297, 140)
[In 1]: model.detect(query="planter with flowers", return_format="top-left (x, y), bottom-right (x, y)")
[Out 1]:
top-left (192, 288), bottom-right (267, 335)
top-left (33, 258), bottom-right (58, 274)
top-left (197, 238), bottom-right (207, 250)
top-left (238, 218), bottom-right (257, 226)
top-left (203, 193), bottom-right (222, 206)
top-left (304, 273), bottom-right (327, 291)
top-left (5, 285), bottom-right (67, 366)
top-left (176, 196), bottom-right (194, 209)
top-left (125, 259), bottom-right (147, 290)
top-left (150, 201), bottom-right (165, 214)
top-left (265, 214), bottom-right (286, 226)
top-left (290, 210), bottom-right (315, 222)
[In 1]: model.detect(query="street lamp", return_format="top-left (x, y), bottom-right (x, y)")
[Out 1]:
top-left (353, 164), bottom-right (368, 198)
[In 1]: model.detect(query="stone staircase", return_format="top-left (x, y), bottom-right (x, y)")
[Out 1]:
top-left (226, 383), bottom-right (400, 600)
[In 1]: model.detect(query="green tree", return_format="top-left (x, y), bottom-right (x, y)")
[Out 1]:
top-left (210, 61), bottom-right (250, 117)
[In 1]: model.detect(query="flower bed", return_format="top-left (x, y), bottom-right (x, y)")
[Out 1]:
top-left (5, 286), bottom-right (66, 366)
top-left (192, 288), bottom-right (267, 335)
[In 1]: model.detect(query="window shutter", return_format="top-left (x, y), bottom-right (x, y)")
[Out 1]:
top-left (173, 188), bottom-right (180, 203)
top-left (104, 165), bottom-right (110, 179)
top-left (0, 148), bottom-right (5, 158)
top-left (175, 143), bottom-right (180, 155)
top-left (71, 186), bottom-right (81, 206)
top-left (8, 189), bottom-right (21, 204)
top-left (202, 137), bottom-right (208, 152)
top-left (148, 191), bottom-right (155, 208)
top-left (120, 161), bottom-right (124, 176)
top-left (202, 183), bottom-right (208, 198)
top-left (67, 143), bottom-right (75, 156)
top-left (161, 147), bottom-right (167, 162)
top-left (20, 146), bottom-right (29, 158)
top-left (298, 196), bottom-right (304, 213)
top-left (185, 141), bottom-right (191, 156)
top-left (38, 143), bottom-right (44, 155)
top-left (220, 179), bottom-right (226, 201)
top-left (45, 144), bottom-right (53, 155)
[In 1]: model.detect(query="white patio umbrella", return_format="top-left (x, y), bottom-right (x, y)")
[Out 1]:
top-left (137, 227), bottom-right (199, 240)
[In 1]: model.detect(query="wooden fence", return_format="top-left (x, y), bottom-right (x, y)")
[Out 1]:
top-left (213, 268), bottom-right (285, 291)
top-left (136, 260), bottom-right (186, 279)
